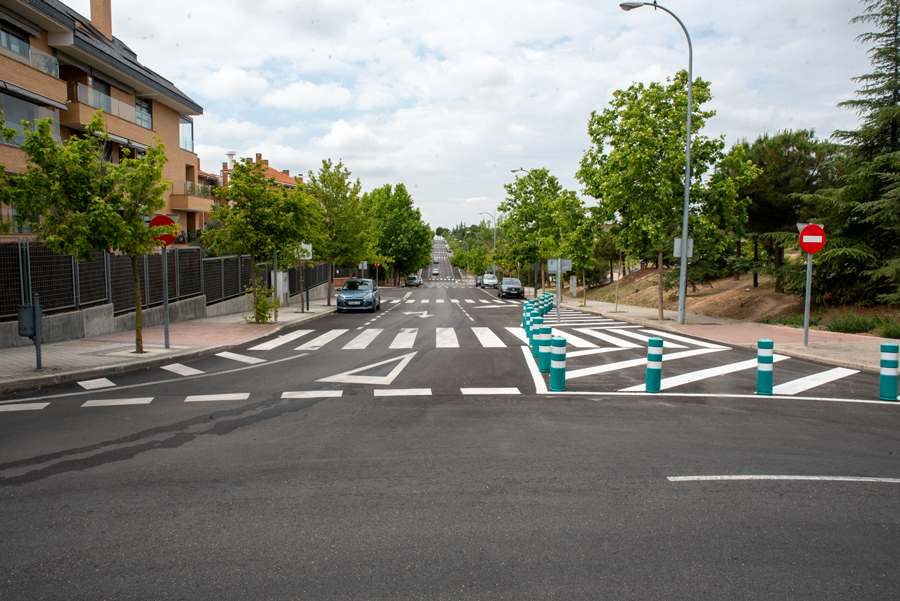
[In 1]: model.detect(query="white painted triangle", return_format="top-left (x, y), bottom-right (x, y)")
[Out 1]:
top-left (317, 351), bottom-right (418, 385)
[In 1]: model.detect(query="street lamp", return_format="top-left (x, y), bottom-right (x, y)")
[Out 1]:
top-left (479, 211), bottom-right (497, 276)
top-left (620, 1), bottom-right (693, 325)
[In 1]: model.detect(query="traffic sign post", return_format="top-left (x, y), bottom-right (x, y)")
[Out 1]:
top-left (150, 215), bottom-right (176, 349)
top-left (547, 258), bottom-right (571, 321)
top-left (798, 224), bottom-right (826, 347)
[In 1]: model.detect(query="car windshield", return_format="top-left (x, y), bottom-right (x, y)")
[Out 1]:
top-left (502, 278), bottom-right (521, 285)
top-left (343, 280), bottom-right (372, 291)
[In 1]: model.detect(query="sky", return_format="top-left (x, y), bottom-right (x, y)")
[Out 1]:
top-left (67, 0), bottom-right (872, 231)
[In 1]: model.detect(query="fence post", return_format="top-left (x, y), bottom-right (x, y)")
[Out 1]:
top-left (757, 339), bottom-right (774, 396)
top-left (550, 336), bottom-right (567, 391)
top-left (646, 337), bottom-right (664, 393)
top-left (880, 342), bottom-right (899, 401)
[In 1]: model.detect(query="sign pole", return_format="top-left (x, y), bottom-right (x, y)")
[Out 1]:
top-left (556, 258), bottom-right (561, 322)
top-left (798, 223), bottom-right (825, 348)
top-left (803, 252), bottom-right (812, 347)
top-left (162, 245), bottom-right (170, 349)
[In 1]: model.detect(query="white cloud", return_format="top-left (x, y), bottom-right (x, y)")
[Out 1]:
top-left (261, 81), bottom-right (353, 111)
top-left (198, 67), bottom-right (268, 102)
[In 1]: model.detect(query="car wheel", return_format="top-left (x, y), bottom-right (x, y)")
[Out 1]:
top-left (337, 309), bottom-right (343, 313)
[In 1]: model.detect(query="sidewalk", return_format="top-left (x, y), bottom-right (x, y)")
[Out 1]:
top-left (0, 298), bottom-right (336, 394)
top-left (559, 297), bottom-right (893, 374)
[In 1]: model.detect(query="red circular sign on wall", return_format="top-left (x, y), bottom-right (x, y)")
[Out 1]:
top-left (799, 224), bottom-right (826, 254)
top-left (149, 215), bottom-right (176, 247)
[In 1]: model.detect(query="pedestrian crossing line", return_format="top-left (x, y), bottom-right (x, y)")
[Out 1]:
top-left (506, 327), bottom-right (529, 345)
top-left (248, 330), bottom-right (313, 351)
top-left (479, 299), bottom-right (491, 304)
top-left (161, 363), bottom-right (205, 377)
top-left (185, 393), bottom-right (251, 402)
top-left (618, 355), bottom-right (789, 392)
top-left (296, 329), bottom-right (349, 350)
top-left (390, 299), bottom-right (401, 304)
top-left (567, 348), bottom-right (631, 358)
top-left (772, 367), bottom-right (860, 396)
top-left (436, 299), bottom-right (445, 303)
top-left (0, 402), bottom-right (50, 412)
top-left (78, 377), bottom-right (116, 390)
top-left (281, 390), bottom-right (343, 399)
top-left (82, 397), bottom-right (154, 407)
top-left (406, 300), bottom-right (416, 304)
top-left (216, 351), bottom-right (266, 365)
top-left (565, 348), bottom-right (723, 380)
top-left (343, 329), bottom-right (383, 349)
top-left (549, 328), bottom-right (597, 348)
top-left (465, 299), bottom-right (475, 304)
top-left (493, 300), bottom-right (506, 304)
top-left (574, 328), bottom-right (641, 348)
top-left (461, 387), bottom-right (520, 395)
top-left (639, 329), bottom-right (730, 350)
top-left (436, 328), bottom-right (459, 348)
top-left (602, 328), bottom-right (688, 348)
top-left (390, 328), bottom-right (418, 349)
top-left (374, 389), bottom-right (432, 397)
top-left (421, 299), bottom-right (430, 303)
top-left (472, 327), bottom-right (506, 348)
top-left (451, 299), bottom-right (460, 303)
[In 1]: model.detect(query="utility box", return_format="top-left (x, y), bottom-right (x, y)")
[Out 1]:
top-left (570, 275), bottom-right (577, 297)
top-left (272, 271), bottom-right (290, 307)
top-left (18, 304), bottom-right (35, 338)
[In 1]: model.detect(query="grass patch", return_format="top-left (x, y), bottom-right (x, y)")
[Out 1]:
top-left (757, 312), bottom-right (818, 328)
top-left (880, 318), bottom-right (900, 340)
top-left (821, 313), bottom-right (879, 334)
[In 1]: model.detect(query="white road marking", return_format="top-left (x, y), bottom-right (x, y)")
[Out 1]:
top-left (281, 391), bottom-right (343, 398)
top-left (390, 299), bottom-right (401, 304)
top-left (603, 328), bottom-right (687, 348)
top-left (374, 389), bottom-right (432, 397)
top-left (390, 328), bottom-right (418, 349)
top-left (436, 328), bottom-right (459, 348)
top-left (506, 327), bottom-right (529, 344)
top-left (248, 330), bottom-right (313, 351)
top-left (548, 328), bottom-right (597, 348)
top-left (216, 351), bottom-right (266, 365)
top-left (0, 403), bottom-right (50, 412)
top-left (566, 348), bottom-right (631, 358)
top-left (772, 367), bottom-right (860, 395)
top-left (565, 348), bottom-right (723, 380)
top-left (296, 329), bottom-right (348, 350)
top-left (479, 299), bottom-right (491, 304)
top-left (78, 378), bottom-right (115, 390)
top-left (185, 393), bottom-right (251, 402)
top-left (521, 346), bottom-right (548, 394)
top-left (451, 299), bottom-right (460, 303)
top-left (639, 329), bottom-right (730, 350)
top-left (619, 355), bottom-right (788, 392)
top-left (161, 363), bottom-right (205, 376)
top-left (82, 397), bottom-right (153, 407)
top-left (343, 329), bottom-right (383, 350)
top-left (574, 328), bottom-right (641, 348)
top-left (472, 327), bottom-right (506, 348)
top-left (461, 387), bottom-right (520, 395)
top-left (465, 299), bottom-right (475, 304)
top-left (317, 351), bottom-right (417, 385)
top-left (669, 475), bottom-right (900, 484)
top-left (406, 300), bottom-right (416, 304)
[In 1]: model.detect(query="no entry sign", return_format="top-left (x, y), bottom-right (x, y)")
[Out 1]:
top-left (799, 224), bottom-right (825, 254)
top-left (149, 214), bottom-right (175, 247)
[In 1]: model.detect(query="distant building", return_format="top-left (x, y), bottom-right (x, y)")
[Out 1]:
top-left (0, 0), bottom-right (206, 237)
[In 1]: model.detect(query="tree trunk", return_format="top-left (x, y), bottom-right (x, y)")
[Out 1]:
top-left (657, 248), bottom-right (664, 321)
top-left (250, 252), bottom-right (260, 323)
top-left (582, 268), bottom-right (586, 305)
top-left (131, 255), bottom-right (143, 354)
top-left (734, 238), bottom-right (742, 280)
top-left (327, 254), bottom-right (333, 306)
top-left (753, 237), bottom-right (759, 288)
top-left (774, 244), bottom-right (784, 293)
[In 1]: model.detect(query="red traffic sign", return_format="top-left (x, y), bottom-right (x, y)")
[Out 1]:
top-left (149, 215), bottom-right (176, 247)
top-left (799, 224), bottom-right (826, 254)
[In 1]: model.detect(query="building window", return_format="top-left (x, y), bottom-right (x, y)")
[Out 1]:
top-left (1, 22), bottom-right (29, 58)
top-left (92, 79), bottom-right (112, 113)
top-left (135, 97), bottom-right (152, 129)
top-left (0, 91), bottom-right (59, 147)
top-left (179, 116), bottom-right (193, 152)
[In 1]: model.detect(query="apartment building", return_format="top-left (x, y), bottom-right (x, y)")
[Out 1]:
top-left (0, 0), bottom-right (205, 237)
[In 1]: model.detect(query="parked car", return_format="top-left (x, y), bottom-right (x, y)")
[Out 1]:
top-left (482, 274), bottom-right (498, 288)
top-left (476, 275), bottom-right (484, 287)
top-left (405, 275), bottom-right (422, 287)
top-left (498, 277), bottom-right (524, 298)
top-left (336, 278), bottom-right (381, 313)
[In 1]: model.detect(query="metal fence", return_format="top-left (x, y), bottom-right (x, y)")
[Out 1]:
top-left (1, 237), bottom-right (331, 322)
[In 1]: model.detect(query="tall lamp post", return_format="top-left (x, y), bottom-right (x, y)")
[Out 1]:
top-left (620, 1), bottom-right (693, 325)
top-left (479, 211), bottom-right (497, 276)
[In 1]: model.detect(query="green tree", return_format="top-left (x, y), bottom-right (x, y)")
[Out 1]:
top-left (577, 70), bottom-right (752, 319)
top-left (363, 183), bottom-right (432, 283)
top-left (305, 159), bottom-right (372, 305)
top-left (206, 158), bottom-right (322, 322)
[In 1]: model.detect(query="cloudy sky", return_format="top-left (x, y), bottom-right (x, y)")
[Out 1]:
top-left (68, 0), bottom-right (871, 230)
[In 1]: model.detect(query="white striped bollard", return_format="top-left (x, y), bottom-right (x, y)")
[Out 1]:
top-left (531, 317), bottom-right (543, 357)
top-left (646, 337), bottom-right (663, 393)
top-left (757, 338), bottom-right (774, 396)
top-left (522, 303), bottom-right (531, 328)
top-left (550, 336), bottom-right (567, 391)
top-left (526, 311), bottom-right (537, 345)
top-left (538, 326), bottom-right (552, 373)
top-left (880, 342), bottom-right (899, 401)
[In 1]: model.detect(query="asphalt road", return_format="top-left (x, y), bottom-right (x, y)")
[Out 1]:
top-left (1, 243), bottom-right (899, 599)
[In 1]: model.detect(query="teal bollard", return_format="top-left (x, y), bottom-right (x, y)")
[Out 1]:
top-left (531, 317), bottom-right (543, 357)
top-left (522, 303), bottom-right (531, 328)
top-left (646, 337), bottom-right (663, 393)
top-left (538, 326), bottom-right (552, 373)
top-left (880, 342), bottom-right (899, 401)
top-left (549, 336), bottom-right (567, 391)
top-left (757, 338), bottom-right (774, 395)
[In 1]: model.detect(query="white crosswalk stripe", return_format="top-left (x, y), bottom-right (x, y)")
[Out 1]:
top-left (78, 377), bottom-right (115, 390)
top-left (602, 328), bottom-right (688, 348)
top-left (216, 351), bottom-right (266, 365)
top-left (772, 367), bottom-right (859, 395)
top-left (618, 355), bottom-right (789, 392)
top-left (161, 363), bottom-right (205, 376)
top-left (465, 299), bottom-right (475, 304)
top-left (343, 329), bottom-right (383, 349)
top-left (390, 328), bottom-right (418, 349)
top-left (472, 327), bottom-right (506, 348)
top-left (83, 397), bottom-right (153, 407)
top-left (248, 330), bottom-right (312, 351)
top-left (436, 328), bottom-right (459, 348)
top-left (390, 299), bottom-right (401, 304)
top-left (296, 329), bottom-right (348, 350)
top-left (574, 328), bottom-right (641, 348)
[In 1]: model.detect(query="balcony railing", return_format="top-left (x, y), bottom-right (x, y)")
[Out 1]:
top-left (69, 82), bottom-right (137, 124)
top-left (184, 181), bottom-right (214, 198)
top-left (29, 47), bottom-right (59, 78)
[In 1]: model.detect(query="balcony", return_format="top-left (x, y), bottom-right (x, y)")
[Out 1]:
top-left (168, 181), bottom-right (216, 213)
top-left (68, 82), bottom-right (136, 124)
top-left (0, 45), bottom-right (58, 77)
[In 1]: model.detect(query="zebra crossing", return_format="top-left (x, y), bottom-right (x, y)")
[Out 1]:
top-left (389, 298), bottom-right (523, 305)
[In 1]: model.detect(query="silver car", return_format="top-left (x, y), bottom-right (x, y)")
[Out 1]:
top-left (482, 274), bottom-right (498, 288)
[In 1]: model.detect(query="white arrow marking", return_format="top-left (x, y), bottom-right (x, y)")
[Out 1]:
top-left (402, 311), bottom-right (432, 318)
top-left (317, 351), bottom-right (418, 385)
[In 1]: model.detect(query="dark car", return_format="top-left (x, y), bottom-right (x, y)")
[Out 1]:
top-left (476, 275), bottom-right (483, 287)
top-left (498, 277), bottom-right (525, 299)
top-left (336, 278), bottom-right (380, 313)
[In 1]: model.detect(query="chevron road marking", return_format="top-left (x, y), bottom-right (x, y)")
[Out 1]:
top-left (619, 355), bottom-right (789, 392)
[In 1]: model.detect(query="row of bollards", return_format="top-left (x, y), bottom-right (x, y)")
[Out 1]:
top-left (524, 300), bottom-right (566, 391)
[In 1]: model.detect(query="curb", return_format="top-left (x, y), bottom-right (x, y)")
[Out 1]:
top-left (0, 308), bottom-right (336, 395)
top-left (561, 301), bottom-right (882, 375)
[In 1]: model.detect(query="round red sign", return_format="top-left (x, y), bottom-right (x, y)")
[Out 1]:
top-left (149, 214), bottom-right (176, 247)
top-left (799, 224), bottom-right (826, 254)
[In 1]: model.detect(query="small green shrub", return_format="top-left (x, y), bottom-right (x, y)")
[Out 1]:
top-left (821, 313), bottom-right (878, 334)
top-left (880, 317), bottom-right (900, 340)
top-left (244, 276), bottom-right (281, 324)
top-left (757, 312), bottom-right (818, 328)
